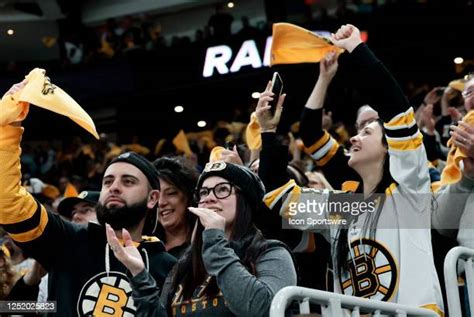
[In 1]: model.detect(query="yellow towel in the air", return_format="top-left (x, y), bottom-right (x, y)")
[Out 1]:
top-left (172, 130), bottom-right (193, 157)
top-left (0, 68), bottom-right (99, 139)
top-left (270, 23), bottom-right (344, 66)
top-left (209, 146), bottom-right (225, 162)
top-left (245, 112), bottom-right (262, 150)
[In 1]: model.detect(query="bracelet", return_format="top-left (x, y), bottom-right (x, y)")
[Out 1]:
top-left (260, 128), bottom-right (276, 133)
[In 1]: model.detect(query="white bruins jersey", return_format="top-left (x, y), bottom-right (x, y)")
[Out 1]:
top-left (264, 107), bottom-right (444, 316)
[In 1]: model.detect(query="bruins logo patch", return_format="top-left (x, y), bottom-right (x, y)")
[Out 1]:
top-left (339, 238), bottom-right (398, 301)
top-left (77, 271), bottom-right (136, 316)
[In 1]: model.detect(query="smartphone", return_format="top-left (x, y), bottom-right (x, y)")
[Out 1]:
top-left (269, 72), bottom-right (283, 115)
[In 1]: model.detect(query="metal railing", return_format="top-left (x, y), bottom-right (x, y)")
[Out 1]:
top-left (444, 246), bottom-right (474, 316)
top-left (270, 286), bottom-right (438, 317)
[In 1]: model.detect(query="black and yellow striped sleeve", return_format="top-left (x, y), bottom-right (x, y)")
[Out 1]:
top-left (304, 131), bottom-right (340, 166)
top-left (263, 179), bottom-right (301, 220)
top-left (383, 107), bottom-right (423, 151)
top-left (0, 125), bottom-right (49, 243)
top-left (383, 108), bottom-right (431, 193)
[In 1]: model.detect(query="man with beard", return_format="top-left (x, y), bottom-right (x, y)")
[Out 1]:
top-left (0, 81), bottom-right (176, 316)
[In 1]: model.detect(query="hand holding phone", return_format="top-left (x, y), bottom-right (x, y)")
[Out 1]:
top-left (269, 72), bottom-right (283, 115)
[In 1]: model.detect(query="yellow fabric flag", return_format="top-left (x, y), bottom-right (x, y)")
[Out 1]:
top-left (172, 130), bottom-right (193, 157)
top-left (209, 146), bottom-right (225, 162)
top-left (64, 183), bottom-right (79, 198)
top-left (245, 112), bottom-right (262, 150)
top-left (154, 139), bottom-right (166, 156)
top-left (42, 184), bottom-right (60, 200)
top-left (0, 68), bottom-right (99, 139)
top-left (440, 110), bottom-right (474, 187)
top-left (342, 180), bottom-right (360, 193)
top-left (449, 79), bottom-right (466, 92)
top-left (271, 23), bottom-right (344, 66)
top-left (123, 143), bottom-right (151, 156)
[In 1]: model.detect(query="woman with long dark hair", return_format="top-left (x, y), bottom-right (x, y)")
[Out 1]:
top-left (153, 157), bottom-right (198, 258)
top-left (257, 24), bottom-right (451, 316)
top-left (106, 161), bottom-right (297, 316)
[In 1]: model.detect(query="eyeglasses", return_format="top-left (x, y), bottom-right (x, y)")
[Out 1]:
top-left (194, 182), bottom-right (235, 202)
top-left (462, 89), bottom-right (474, 99)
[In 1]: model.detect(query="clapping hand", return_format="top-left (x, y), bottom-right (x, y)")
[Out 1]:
top-left (450, 121), bottom-right (474, 158)
top-left (106, 224), bottom-right (145, 276)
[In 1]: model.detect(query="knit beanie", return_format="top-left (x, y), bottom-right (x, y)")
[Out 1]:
top-left (196, 161), bottom-right (265, 208)
top-left (106, 152), bottom-right (160, 190)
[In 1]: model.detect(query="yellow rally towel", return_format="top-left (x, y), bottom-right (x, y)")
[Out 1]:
top-left (449, 73), bottom-right (474, 92)
top-left (270, 23), bottom-right (344, 66)
top-left (123, 143), bottom-right (151, 156)
top-left (64, 183), bottom-right (79, 198)
top-left (449, 79), bottom-right (465, 92)
top-left (245, 112), bottom-right (261, 150)
top-left (342, 180), bottom-right (360, 192)
top-left (172, 130), bottom-right (193, 157)
top-left (209, 146), bottom-right (225, 162)
top-left (440, 110), bottom-right (474, 186)
top-left (42, 184), bottom-right (60, 200)
top-left (154, 138), bottom-right (166, 156)
top-left (0, 68), bottom-right (99, 139)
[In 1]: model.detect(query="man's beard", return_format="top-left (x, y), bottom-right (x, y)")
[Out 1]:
top-left (96, 199), bottom-right (148, 230)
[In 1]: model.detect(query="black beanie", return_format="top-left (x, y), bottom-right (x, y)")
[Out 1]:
top-left (196, 161), bottom-right (265, 207)
top-left (106, 152), bottom-right (160, 190)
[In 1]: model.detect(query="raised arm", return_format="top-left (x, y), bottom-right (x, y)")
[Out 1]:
top-left (255, 81), bottom-right (335, 236)
top-left (255, 80), bottom-right (289, 192)
top-left (299, 52), bottom-right (338, 154)
top-left (0, 81), bottom-right (84, 269)
top-left (333, 25), bottom-right (430, 193)
top-left (332, 25), bottom-right (410, 120)
top-left (299, 51), bottom-right (359, 189)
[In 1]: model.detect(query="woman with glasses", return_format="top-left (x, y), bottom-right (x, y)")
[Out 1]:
top-left (106, 161), bottom-right (297, 316)
top-left (153, 157), bottom-right (199, 259)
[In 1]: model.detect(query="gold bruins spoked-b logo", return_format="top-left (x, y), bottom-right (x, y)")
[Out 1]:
top-left (77, 271), bottom-right (136, 316)
top-left (339, 239), bottom-right (398, 302)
